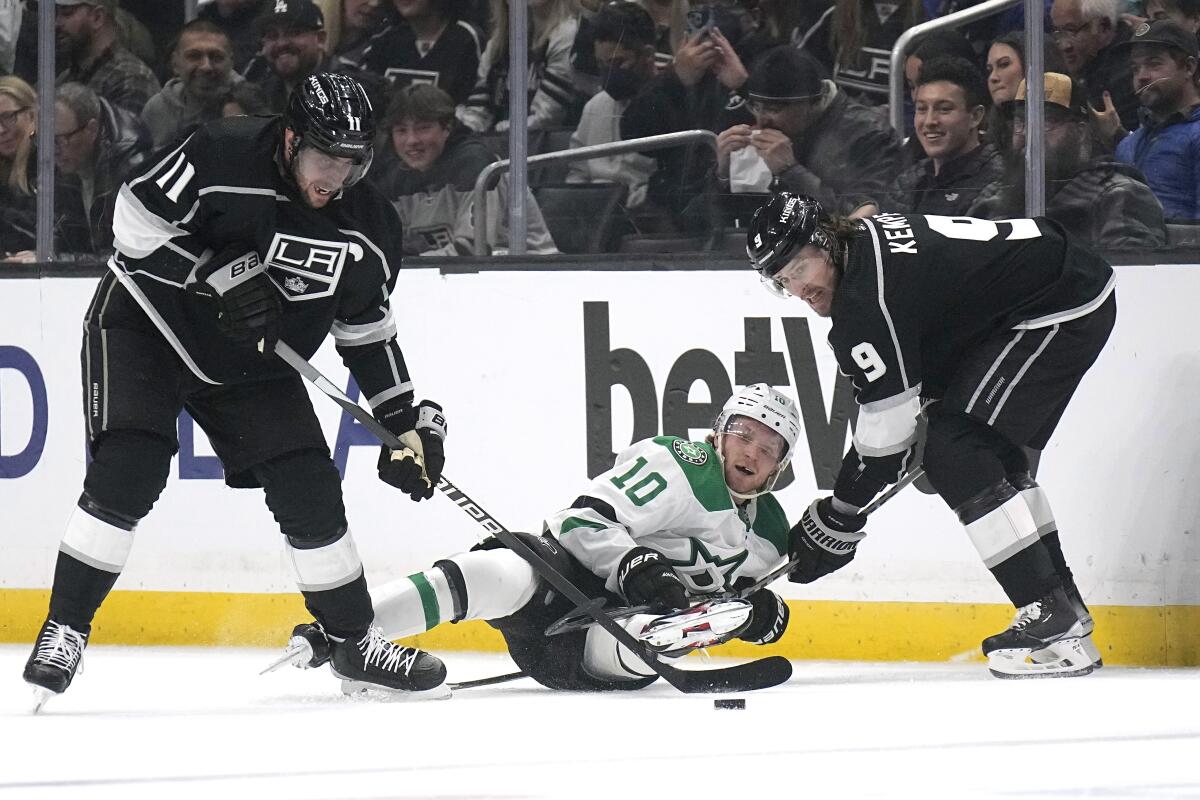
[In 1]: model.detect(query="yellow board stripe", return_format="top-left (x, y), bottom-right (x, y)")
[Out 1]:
top-left (2, 589), bottom-right (1197, 665)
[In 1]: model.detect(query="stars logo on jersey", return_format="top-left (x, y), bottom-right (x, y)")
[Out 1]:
top-left (669, 539), bottom-right (748, 594)
top-left (672, 440), bottom-right (708, 466)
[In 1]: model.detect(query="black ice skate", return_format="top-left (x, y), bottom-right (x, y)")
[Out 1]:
top-left (983, 586), bottom-right (1093, 679)
top-left (1031, 580), bottom-right (1104, 670)
top-left (330, 626), bottom-right (449, 700)
top-left (24, 619), bottom-right (89, 713)
top-left (260, 622), bottom-right (332, 674)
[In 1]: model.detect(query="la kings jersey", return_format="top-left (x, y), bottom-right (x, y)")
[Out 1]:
top-left (547, 437), bottom-right (791, 597)
top-left (829, 213), bottom-right (1115, 499)
top-left (107, 115), bottom-right (414, 411)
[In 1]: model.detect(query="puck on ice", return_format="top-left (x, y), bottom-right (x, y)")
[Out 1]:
top-left (713, 698), bottom-right (746, 710)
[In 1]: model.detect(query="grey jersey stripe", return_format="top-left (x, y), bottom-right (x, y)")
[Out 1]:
top-left (966, 332), bottom-right (1024, 414)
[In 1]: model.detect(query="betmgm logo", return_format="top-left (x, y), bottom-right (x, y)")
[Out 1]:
top-left (265, 233), bottom-right (364, 300)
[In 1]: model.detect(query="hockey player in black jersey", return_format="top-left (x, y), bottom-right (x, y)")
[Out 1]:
top-left (747, 192), bottom-right (1116, 679)
top-left (23, 73), bottom-right (449, 710)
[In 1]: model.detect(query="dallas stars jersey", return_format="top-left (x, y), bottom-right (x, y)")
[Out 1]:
top-left (830, 213), bottom-right (1114, 489)
top-left (107, 115), bottom-right (415, 412)
top-left (547, 437), bottom-right (790, 598)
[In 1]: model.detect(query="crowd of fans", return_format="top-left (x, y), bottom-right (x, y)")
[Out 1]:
top-left (1, 0), bottom-right (1198, 261)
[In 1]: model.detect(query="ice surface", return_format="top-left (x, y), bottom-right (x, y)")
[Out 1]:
top-left (1, 645), bottom-right (1198, 800)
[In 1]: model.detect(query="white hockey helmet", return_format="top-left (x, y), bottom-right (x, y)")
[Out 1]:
top-left (713, 384), bottom-right (802, 499)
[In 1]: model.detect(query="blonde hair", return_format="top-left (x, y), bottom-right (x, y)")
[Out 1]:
top-left (0, 76), bottom-right (36, 196)
top-left (488, 0), bottom-right (581, 56)
top-left (638, 0), bottom-right (688, 54)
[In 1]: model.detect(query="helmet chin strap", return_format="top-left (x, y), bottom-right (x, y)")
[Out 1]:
top-left (714, 434), bottom-right (785, 501)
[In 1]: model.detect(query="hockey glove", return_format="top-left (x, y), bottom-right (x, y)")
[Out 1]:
top-left (788, 498), bottom-right (867, 584)
top-left (377, 400), bottom-right (447, 501)
top-left (618, 547), bottom-right (689, 610)
top-left (737, 588), bottom-right (790, 645)
top-left (196, 247), bottom-right (281, 351)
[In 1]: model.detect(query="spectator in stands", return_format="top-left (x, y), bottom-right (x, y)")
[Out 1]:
top-left (54, 82), bottom-right (151, 253)
top-left (318, 0), bottom-right (391, 67)
top-left (622, 22), bottom-right (751, 231)
top-left (458, 0), bottom-right (585, 133)
top-left (887, 56), bottom-right (1003, 215)
top-left (1, 0), bottom-right (20, 75)
top-left (899, 31), bottom-right (978, 162)
top-left (55, 0), bottom-right (161, 116)
top-left (1051, 0), bottom-right (1140, 137)
top-left (0, 76), bottom-right (91, 261)
top-left (1114, 19), bottom-right (1200, 221)
top-left (219, 81), bottom-right (273, 117)
top-left (831, 0), bottom-right (923, 105)
top-left (715, 46), bottom-right (901, 218)
top-left (375, 83), bottom-right (557, 254)
top-left (1133, 0), bottom-right (1200, 35)
top-left (738, 0), bottom-right (835, 68)
top-left (969, 72), bottom-right (1167, 249)
top-left (245, 0), bottom-right (371, 112)
top-left (141, 20), bottom-right (239, 149)
top-left (350, 0), bottom-right (482, 105)
top-left (198, 0), bottom-right (270, 72)
top-left (566, 1), bottom-right (656, 210)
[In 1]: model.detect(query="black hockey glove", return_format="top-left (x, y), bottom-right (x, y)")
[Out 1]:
top-left (377, 400), bottom-right (447, 502)
top-left (618, 547), bottom-right (689, 610)
top-left (195, 247), bottom-right (281, 351)
top-left (737, 588), bottom-right (790, 645)
top-left (788, 498), bottom-right (867, 584)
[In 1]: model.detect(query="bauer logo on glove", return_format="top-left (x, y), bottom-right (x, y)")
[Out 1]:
top-left (377, 400), bottom-right (447, 502)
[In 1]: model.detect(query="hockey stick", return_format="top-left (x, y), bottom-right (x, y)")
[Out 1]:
top-left (274, 341), bottom-right (791, 694)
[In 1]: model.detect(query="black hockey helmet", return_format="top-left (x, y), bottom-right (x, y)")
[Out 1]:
top-left (286, 72), bottom-right (375, 186)
top-left (745, 192), bottom-right (831, 287)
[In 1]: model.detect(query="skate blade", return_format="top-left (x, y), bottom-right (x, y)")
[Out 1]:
top-left (1031, 633), bottom-right (1104, 670)
top-left (30, 686), bottom-right (57, 714)
top-left (988, 638), bottom-right (1095, 679)
top-left (339, 679), bottom-right (452, 702)
top-left (260, 639), bottom-right (314, 675)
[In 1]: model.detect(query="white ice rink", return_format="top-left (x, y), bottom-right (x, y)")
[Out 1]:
top-left (1, 645), bottom-right (1197, 800)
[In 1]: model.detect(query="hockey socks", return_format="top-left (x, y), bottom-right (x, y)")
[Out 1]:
top-left (370, 549), bottom-right (540, 640)
top-left (48, 502), bottom-right (136, 630)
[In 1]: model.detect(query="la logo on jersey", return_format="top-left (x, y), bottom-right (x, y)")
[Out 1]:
top-left (264, 233), bottom-right (363, 301)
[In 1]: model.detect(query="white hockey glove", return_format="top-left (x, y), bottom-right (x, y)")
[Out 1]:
top-left (377, 400), bottom-right (447, 502)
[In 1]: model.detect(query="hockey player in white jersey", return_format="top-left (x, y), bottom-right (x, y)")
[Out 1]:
top-left (280, 384), bottom-right (800, 692)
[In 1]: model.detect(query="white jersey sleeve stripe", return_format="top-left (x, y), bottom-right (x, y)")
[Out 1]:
top-left (112, 184), bottom-right (188, 259)
top-left (853, 394), bottom-right (921, 456)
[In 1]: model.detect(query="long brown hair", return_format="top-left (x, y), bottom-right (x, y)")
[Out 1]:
top-left (0, 76), bottom-right (37, 196)
top-left (833, 0), bottom-right (923, 68)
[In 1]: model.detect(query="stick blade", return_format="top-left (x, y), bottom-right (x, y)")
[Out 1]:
top-left (672, 655), bottom-right (793, 694)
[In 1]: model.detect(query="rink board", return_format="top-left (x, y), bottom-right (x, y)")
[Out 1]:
top-left (1, 266), bottom-right (1198, 665)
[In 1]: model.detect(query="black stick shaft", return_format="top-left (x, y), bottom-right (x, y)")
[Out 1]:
top-left (273, 341), bottom-right (692, 692)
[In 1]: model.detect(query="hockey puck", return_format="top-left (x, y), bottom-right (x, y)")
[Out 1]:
top-left (713, 698), bottom-right (746, 710)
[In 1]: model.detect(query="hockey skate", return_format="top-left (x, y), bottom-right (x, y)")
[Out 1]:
top-left (1030, 580), bottom-right (1103, 670)
top-left (637, 599), bottom-right (754, 657)
top-left (23, 619), bottom-right (89, 713)
top-left (330, 626), bottom-right (450, 700)
top-left (983, 586), bottom-right (1094, 679)
top-left (260, 622), bottom-right (332, 674)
